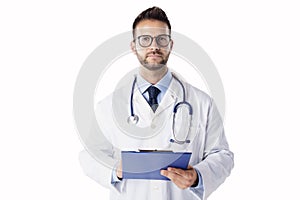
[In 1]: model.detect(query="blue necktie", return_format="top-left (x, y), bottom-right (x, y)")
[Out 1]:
top-left (147, 86), bottom-right (161, 112)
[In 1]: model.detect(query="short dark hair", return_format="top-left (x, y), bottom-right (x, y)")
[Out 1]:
top-left (132, 6), bottom-right (171, 36)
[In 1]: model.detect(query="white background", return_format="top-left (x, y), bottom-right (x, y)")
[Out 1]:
top-left (1, 0), bottom-right (299, 199)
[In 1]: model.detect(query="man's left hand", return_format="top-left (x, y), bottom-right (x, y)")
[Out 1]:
top-left (160, 165), bottom-right (198, 189)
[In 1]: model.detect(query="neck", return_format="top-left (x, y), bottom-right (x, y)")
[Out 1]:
top-left (139, 66), bottom-right (168, 84)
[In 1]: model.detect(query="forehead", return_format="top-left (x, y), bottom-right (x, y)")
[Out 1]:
top-left (134, 19), bottom-right (170, 36)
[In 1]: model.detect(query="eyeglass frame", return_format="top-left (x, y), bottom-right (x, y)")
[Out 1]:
top-left (134, 34), bottom-right (172, 48)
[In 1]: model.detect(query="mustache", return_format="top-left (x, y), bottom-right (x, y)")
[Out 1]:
top-left (147, 51), bottom-right (162, 56)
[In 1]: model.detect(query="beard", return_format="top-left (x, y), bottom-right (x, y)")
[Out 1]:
top-left (137, 51), bottom-right (170, 71)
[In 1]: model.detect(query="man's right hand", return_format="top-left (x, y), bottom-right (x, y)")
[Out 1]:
top-left (116, 161), bottom-right (122, 180)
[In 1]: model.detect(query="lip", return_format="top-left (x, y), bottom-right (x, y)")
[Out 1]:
top-left (147, 54), bottom-right (162, 58)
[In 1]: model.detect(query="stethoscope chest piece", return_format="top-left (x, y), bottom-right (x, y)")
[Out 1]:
top-left (127, 115), bottom-right (139, 125)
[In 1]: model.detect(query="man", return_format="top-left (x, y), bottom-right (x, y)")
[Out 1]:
top-left (79, 6), bottom-right (234, 200)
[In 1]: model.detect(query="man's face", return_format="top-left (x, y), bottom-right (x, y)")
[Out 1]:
top-left (131, 19), bottom-right (173, 71)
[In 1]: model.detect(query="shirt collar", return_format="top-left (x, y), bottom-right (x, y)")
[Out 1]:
top-left (136, 69), bottom-right (172, 94)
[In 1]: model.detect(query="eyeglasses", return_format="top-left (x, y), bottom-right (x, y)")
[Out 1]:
top-left (136, 34), bottom-right (171, 47)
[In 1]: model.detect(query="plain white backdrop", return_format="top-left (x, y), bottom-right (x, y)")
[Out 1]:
top-left (1, 0), bottom-right (299, 199)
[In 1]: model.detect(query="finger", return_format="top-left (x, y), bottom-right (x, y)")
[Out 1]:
top-left (162, 168), bottom-right (196, 184)
top-left (166, 168), bottom-right (197, 188)
top-left (161, 170), bottom-right (173, 183)
top-left (160, 169), bottom-right (168, 177)
top-left (168, 167), bottom-right (194, 180)
top-left (167, 167), bottom-right (186, 176)
top-left (161, 169), bottom-right (181, 180)
top-left (161, 170), bottom-right (191, 189)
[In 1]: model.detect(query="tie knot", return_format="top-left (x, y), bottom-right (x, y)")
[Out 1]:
top-left (147, 86), bottom-right (161, 99)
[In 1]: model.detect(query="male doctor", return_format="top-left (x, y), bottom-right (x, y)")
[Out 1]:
top-left (79, 6), bottom-right (234, 200)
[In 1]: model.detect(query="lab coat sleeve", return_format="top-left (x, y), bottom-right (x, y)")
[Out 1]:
top-left (78, 99), bottom-right (126, 193)
top-left (79, 150), bottom-right (125, 193)
top-left (193, 99), bottom-right (234, 200)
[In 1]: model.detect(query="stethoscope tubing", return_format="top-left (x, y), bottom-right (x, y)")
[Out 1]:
top-left (128, 74), bottom-right (193, 144)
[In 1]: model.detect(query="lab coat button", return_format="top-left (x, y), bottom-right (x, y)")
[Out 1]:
top-left (153, 185), bottom-right (159, 190)
top-left (151, 124), bottom-right (156, 129)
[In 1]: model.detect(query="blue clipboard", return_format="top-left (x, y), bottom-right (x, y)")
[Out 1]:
top-left (121, 151), bottom-right (192, 180)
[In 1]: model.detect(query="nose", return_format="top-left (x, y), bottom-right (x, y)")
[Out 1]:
top-left (149, 38), bottom-right (160, 51)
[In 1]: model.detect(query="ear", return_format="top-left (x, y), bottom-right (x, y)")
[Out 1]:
top-left (169, 39), bottom-right (174, 51)
top-left (130, 41), bottom-right (137, 55)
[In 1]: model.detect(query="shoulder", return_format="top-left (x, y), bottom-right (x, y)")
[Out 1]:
top-left (170, 71), bottom-right (211, 102)
top-left (184, 81), bottom-right (212, 105)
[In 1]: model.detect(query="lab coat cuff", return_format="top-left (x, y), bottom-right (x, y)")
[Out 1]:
top-left (111, 163), bottom-right (122, 183)
top-left (189, 168), bottom-right (204, 199)
top-left (191, 168), bottom-right (203, 189)
top-left (110, 162), bottom-right (125, 193)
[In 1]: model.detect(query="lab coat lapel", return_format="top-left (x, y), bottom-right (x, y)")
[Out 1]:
top-left (155, 77), bottom-right (181, 116)
top-left (133, 87), bottom-right (153, 123)
top-left (132, 73), bottom-right (183, 120)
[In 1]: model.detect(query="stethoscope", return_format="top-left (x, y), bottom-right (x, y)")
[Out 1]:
top-left (127, 74), bottom-right (193, 144)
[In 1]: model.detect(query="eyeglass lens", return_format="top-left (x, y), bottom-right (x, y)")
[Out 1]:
top-left (138, 35), bottom-right (170, 47)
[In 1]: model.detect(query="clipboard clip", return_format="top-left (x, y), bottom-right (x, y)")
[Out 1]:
top-left (138, 149), bottom-right (173, 152)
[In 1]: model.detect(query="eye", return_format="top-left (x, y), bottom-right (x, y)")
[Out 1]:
top-left (141, 36), bottom-right (151, 42)
top-left (157, 35), bottom-right (170, 46)
top-left (158, 36), bottom-right (167, 42)
top-left (138, 35), bottom-right (152, 47)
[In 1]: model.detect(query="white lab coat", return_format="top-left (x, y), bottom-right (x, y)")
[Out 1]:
top-left (79, 72), bottom-right (234, 200)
